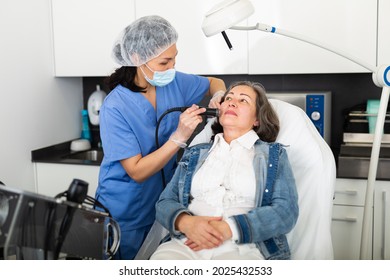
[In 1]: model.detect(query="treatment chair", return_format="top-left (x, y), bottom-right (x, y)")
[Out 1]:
top-left (136, 99), bottom-right (336, 260)
top-left (269, 99), bottom-right (335, 259)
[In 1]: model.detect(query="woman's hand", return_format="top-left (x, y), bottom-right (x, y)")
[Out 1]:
top-left (175, 214), bottom-right (224, 251)
top-left (209, 220), bottom-right (232, 241)
top-left (185, 220), bottom-right (233, 251)
top-left (170, 105), bottom-right (206, 144)
top-left (120, 105), bottom-right (205, 182)
top-left (208, 90), bottom-right (225, 109)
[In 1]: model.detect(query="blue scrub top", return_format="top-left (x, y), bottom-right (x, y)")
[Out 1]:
top-left (96, 71), bottom-right (210, 231)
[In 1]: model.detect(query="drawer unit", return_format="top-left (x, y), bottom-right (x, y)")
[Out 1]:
top-left (333, 179), bottom-right (367, 206)
top-left (331, 178), bottom-right (368, 259)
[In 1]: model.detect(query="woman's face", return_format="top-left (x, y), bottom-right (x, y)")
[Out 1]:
top-left (143, 44), bottom-right (177, 74)
top-left (219, 85), bottom-right (259, 135)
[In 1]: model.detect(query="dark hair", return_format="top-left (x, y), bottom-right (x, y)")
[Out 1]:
top-left (104, 66), bottom-right (147, 93)
top-left (211, 81), bottom-right (280, 142)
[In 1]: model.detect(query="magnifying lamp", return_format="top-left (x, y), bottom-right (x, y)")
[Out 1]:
top-left (202, 0), bottom-right (390, 260)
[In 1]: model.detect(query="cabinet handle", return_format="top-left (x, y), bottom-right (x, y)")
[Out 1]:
top-left (335, 190), bottom-right (358, 196)
top-left (332, 217), bottom-right (357, 222)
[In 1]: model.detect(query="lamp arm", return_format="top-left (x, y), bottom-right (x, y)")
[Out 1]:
top-left (360, 86), bottom-right (390, 259)
top-left (230, 23), bottom-right (376, 72)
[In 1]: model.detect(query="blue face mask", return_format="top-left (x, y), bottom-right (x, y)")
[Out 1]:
top-left (142, 64), bottom-right (176, 87)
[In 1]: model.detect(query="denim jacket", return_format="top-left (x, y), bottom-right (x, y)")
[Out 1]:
top-left (155, 139), bottom-right (299, 259)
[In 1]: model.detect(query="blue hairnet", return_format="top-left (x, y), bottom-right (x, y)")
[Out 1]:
top-left (112, 15), bottom-right (178, 67)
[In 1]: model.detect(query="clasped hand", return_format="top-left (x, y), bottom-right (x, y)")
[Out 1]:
top-left (175, 214), bottom-right (232, 251)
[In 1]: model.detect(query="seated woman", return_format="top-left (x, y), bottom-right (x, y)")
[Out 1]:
top-left (150, 81), bottom-right (299, 260)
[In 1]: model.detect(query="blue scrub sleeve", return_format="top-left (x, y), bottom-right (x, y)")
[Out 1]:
top-left (99, 104), bottom-right (141, 162)
top-left (175, 72), bottom-right (210, 106)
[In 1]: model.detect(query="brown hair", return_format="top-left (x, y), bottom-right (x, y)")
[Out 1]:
top-left (211, 81), bottom-right (280, 142)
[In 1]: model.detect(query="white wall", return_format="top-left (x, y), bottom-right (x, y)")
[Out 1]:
top-left (0, 0), bottom-right (83, 192)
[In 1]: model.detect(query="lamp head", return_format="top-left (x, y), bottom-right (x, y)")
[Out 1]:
top-left (201, 0), bottom-right (254, 37)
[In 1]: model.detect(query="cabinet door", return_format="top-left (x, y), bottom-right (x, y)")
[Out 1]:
top-left (331, 178), bottom-right (369, 260)
top-left (51, 0), bottom-right (135, 77)
top-left (378, 0), bottom-right (390, 66)
top-left (332, 205), bottom-right (364, 260)
top-left (334, 178), bottom-right (367, 206)
top-left (34, 163), bottom-right (100, 198)
top-left (373, 181), bottom-right (390, 260)
top-left (135, 0), bottom-right (248, 75)
top-left (248, 0), bottom-right (377, 74)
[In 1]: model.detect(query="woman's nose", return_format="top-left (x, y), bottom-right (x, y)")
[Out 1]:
top-left (228, 100), bottom-right (237, 107)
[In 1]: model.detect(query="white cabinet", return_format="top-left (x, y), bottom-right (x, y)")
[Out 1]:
top-left (331, 178), bottom-right (369, 259)
top-left (248, 0), bottom-right (377, 74)
top-left (34, 162), bottom-right (100, 198)
top-left (332, 178), bottom-right (390, 260)
top-left (135, 0), bottom-right (248, 75)
top-left (51, 0), bottom-right (247, 76)
top-left (373, 180), bottom-right (390, 259)
top-left (51, 0), bottom-right (135, 77)
top-left (51, 0), bottom-right (381, 76)
top-left (378, 0), bottom-right (390, 67)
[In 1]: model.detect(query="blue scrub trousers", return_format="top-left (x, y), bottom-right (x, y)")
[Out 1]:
top-left (113, 224), bottom-right (152, 260)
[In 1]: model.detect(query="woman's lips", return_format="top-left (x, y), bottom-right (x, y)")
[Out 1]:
top-left (224, 110), bottom-right (237, 116)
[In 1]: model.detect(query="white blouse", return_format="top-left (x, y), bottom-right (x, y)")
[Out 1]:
top-left (189, 130), bottom-right (259, 241)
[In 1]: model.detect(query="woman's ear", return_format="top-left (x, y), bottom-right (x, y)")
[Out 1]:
top-left (254, 120), bottom-right (259, 127)
top-left (131, 53), bottom-right (142, 66)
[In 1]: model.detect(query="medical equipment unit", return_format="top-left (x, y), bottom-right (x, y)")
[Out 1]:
top-left (0, 181), bottom-right (120, 260)
top-left (201, 0), bottom-right (390, 260)
top-left (337, 101), bottom-right (390, 180)
top-left (266, 91), bottom-right (331, 144)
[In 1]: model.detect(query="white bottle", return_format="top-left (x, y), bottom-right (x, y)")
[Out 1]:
top-left (87, 85), bottom-right (107, 126)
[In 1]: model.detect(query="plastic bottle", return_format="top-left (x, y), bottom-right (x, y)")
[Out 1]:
top-left (88, 85), bottom-right (106, 126)
top-left (81, 109), bottom-right (92, 142)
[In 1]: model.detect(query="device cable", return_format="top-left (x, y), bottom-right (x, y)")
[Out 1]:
top-left (155, 107), bottom-right (218, 188)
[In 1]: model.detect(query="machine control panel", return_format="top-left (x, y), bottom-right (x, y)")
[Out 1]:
top-left (306, 94), bottom-right (325, 137)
